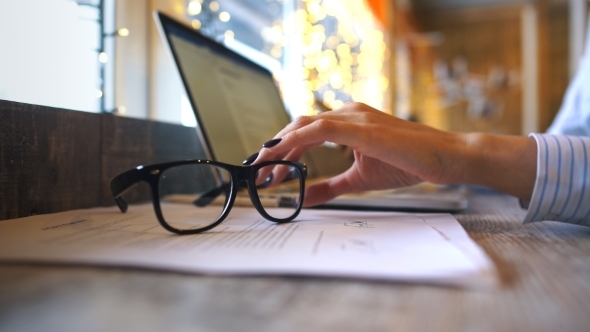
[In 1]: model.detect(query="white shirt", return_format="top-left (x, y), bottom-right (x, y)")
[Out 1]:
top-left (524, 20), bottom-right (590, 226)
top-left (524, 134), bottom-right (590, 225)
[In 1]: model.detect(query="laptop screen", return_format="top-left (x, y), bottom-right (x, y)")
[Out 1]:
top-left (157, 13), bottom-right (291, 165)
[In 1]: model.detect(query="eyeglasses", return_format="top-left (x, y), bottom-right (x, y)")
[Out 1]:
top-left (110, 159), bottom-right (307, 235)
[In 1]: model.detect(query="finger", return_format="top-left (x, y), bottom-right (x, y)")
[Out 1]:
top-left (263, 106), bottom-right (363, 145)
top-left (265, 119), bottom-right (363, 156)
top-left (268, 147), bottom-right (307, 185)
top-left (256, 141), bottom-right (319, 164)
top-left (254, 163), bottom-right (290, 187)
top-left (254, 144), bottom-right (315, 185)
top-left (270, 164), bottom-right (292, 186)
top-left (302, 167), bottom-right (363, 207)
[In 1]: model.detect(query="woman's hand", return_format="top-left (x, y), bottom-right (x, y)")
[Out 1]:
top-left (254, 102), bottom-right (469, 206)
top-left (255, 102), bottom-right (537, 206)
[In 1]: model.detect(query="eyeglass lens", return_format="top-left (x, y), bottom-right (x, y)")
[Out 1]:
top-left (158, 164), bottom-right (231, 231)
top-left (254, 164), bottom-right (302, 219)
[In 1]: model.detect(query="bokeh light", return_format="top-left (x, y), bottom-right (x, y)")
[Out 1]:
top-left (185, 0), bottom-right (390, 116)
top-left (283, 0), bottom-right (389, 114)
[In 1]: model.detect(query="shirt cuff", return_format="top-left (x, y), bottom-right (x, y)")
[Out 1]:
top-left (523, 134), bottom-right (590, 226)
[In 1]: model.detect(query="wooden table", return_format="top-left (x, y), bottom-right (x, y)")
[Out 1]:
top-left (1, 192), bottom-right (589, 332)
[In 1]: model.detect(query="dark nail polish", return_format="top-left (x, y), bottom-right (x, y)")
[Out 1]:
top-left (262, 138), bottom-right (282, 148)
top-left (256, 173), bottom-right (273, 189)
top-left (243, 152), bottom-right (259, 165)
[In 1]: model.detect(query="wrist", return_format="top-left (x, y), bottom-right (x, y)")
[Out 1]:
top-left (459, 133), bottom-right (537, 200)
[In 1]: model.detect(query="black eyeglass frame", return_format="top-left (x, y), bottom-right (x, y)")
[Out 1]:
top-left (110, 159), bottom-right (307, 235)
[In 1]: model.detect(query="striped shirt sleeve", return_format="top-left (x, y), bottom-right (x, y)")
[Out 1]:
top-left (523, 133), bottom-right (590, 225)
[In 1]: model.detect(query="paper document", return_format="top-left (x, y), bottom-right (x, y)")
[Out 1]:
top-left (0, 204), bottom-right (497, 288)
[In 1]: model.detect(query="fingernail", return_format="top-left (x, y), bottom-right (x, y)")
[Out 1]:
top-left (257, 173), bottom-right (273, 188)
top-left (265, 173), bottom-right (274, 186)
top-left (262, 138), bottom-right (282, 148)
top-left (243, 152), bottom-right (259, 165)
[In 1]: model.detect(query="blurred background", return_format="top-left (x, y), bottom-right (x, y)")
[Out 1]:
top-left (0, 0), bottom-right (586, 135)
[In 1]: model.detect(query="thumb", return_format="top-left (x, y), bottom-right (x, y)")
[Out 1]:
top-left (302, 168), bottom-right (362, 207)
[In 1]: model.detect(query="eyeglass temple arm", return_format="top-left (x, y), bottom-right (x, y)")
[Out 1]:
top-left (192, 181), bottom-right (232, 207)
top-left (110, 169), bottom-right (144, 213)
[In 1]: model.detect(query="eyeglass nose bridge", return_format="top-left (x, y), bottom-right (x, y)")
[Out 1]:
top-left (236, 165), bottom-right (270, 190)
top-left (236, 166), bottom-right (252, 187)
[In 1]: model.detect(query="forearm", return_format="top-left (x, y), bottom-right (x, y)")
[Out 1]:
top-left (459, 133), bottom-right (538, 200)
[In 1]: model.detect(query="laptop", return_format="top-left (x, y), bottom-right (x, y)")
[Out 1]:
top-left (154, 12), bottom-right (467, 212)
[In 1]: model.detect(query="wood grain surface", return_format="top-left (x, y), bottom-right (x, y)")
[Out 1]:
top-left (1, 193), bottom-right (589, 332)
top-left (0, 100), bottom-right (102, 220)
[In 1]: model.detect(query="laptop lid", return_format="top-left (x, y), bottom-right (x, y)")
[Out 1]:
top-left (154, 12), bottom-right (294, 166)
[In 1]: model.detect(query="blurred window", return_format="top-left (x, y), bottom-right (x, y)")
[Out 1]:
top-left (0, 0), bottom-right (105, 112)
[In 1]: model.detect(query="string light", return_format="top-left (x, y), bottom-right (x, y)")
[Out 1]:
top-left (97, 25), bottom-right (130, 111)
top-left (209, 1), bottom-right (219, 12)
top-left (98, 52), bottom-right (108, 64)
top-left (188, 1), bottom-right (202, 16)
top-left (219, 11), bottom-right (230, 22)
top-left (224, 30), bottom-right (234, 42)
top-left (191, 19), bottom-right (202, 30)
top-left (185, 0), bottom-right (228, 39)
top-left (117, 28), bottom-right (130, 37)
